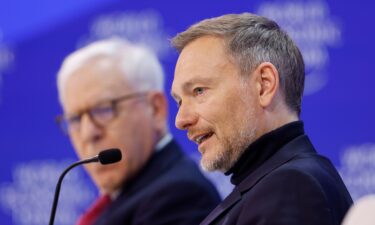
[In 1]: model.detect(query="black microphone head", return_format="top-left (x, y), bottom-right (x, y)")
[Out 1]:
top-left (98, 149), bottom-right (122, 165)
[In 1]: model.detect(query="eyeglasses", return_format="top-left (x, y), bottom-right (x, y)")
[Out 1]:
top-left (56, 92), bottom-right (148, 134)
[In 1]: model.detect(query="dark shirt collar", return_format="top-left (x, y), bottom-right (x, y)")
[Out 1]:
top-left (226, 121), bottom-right (304, 185)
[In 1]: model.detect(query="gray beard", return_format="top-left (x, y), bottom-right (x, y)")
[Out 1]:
top-left (201, 111), bottom-right (258, 173)
top-left (201, 80), bottom-right (258, 172)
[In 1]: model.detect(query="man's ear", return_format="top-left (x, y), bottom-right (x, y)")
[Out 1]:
top-left (254, 62), bottom-right (280, 108)
top-left (148, 92), bottom-right (168, 126)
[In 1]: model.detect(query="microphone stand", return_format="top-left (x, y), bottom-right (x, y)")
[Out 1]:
top-left (49, 156), bottom-right (98, 225)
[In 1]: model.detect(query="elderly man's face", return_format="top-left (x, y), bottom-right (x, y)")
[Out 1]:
top-left (172, 36), bottom-right (260, 172)
top-left (62, 62), bottom-right (158, 194)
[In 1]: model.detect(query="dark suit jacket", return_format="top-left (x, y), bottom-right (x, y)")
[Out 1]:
top-left (94, 139), bottom-right (221, 225)
top-left (200, 135), bottom-right (352, 225)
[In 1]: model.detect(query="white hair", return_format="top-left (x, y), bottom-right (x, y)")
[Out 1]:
top-left (57, 38), bottom-right (165, 103)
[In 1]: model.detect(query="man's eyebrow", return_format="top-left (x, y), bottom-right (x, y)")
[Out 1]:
top-left (182, 77), bottom-right (214, 90)
top-left (170, 81), bottom-right (190, 101)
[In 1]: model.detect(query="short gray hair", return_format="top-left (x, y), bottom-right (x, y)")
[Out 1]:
top-left (57, 38), bottom-right (164, 103)
top-left (172, 13), bottom-right (305, 115)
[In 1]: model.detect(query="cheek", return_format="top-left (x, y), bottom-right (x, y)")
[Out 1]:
top-left (205, 94), bottom-right (239, 122)
top-left (108, 113), bottom-right (142, 141)
top-left (105, 128), bottom-right (132, 155)
top-left (69, 135), bottom-right (87, 158)
top-left (213, 98), bottom-right (249, 136)
top-left (109, 114), bottom-right (154, 157)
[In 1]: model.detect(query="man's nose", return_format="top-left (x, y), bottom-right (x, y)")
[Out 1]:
top-left (79, 113), bottom-right (103, 142)
top-left (175, 104), bottom-right (197, 130)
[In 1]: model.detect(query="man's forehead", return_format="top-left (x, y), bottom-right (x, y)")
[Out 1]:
top-left (171, 36), bottom-right (229, 97)
top-left (64, 71), bottom-right (132, 106)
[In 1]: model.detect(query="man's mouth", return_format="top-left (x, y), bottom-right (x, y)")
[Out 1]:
top-left (192, 132), bottom-right (214, 145)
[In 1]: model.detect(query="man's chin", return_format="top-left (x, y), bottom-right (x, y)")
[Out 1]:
top-left (94, 176), bottom-right (119, 193)
top-left (200, 147), bottom-right (233, 172)
top-left (91, 170), bottom-right (112, 184)
top-left (200, 154), bottom-right (222, 172)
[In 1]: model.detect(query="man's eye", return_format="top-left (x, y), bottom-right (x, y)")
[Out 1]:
top-left (92, 106), bottom-right (113, 115)
top-left (90, 106), bottom-right (114, 120)
top-left (193, 87), bottom-right (205, 95)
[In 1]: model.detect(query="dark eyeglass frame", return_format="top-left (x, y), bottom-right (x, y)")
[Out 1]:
top-left (56, 92), bottom-right (148, 134)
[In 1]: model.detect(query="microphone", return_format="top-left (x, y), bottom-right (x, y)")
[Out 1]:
top-left (48, 148), bottom-right (122, 225)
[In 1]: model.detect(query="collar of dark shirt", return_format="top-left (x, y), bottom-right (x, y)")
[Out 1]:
top-left (225, 121), bottom-right (305, 186)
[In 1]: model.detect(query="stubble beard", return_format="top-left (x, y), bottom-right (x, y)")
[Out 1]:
top-left (200, 79), bottom-right (258, 172)
top-left (200, 108), bottom-right (258, 173)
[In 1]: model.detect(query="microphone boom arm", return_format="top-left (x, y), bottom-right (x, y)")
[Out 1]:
top-left (48, 156), bottom-right (98, 225)
top-left (48, 148), bottom-right (121, 225)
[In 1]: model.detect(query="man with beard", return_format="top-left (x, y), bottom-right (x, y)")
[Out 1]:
top-left (171, 13), bottom-right (352, 225)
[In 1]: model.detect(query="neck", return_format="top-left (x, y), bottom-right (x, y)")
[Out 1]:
top-left (258, 102), bottom-right (299, 139)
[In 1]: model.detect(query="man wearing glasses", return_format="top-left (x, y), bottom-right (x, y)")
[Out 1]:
top-left (56, 38), bottom-right (220, 225)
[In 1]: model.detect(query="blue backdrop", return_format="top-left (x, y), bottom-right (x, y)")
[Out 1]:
top-left (0, 0), bottom-right (374, 224)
